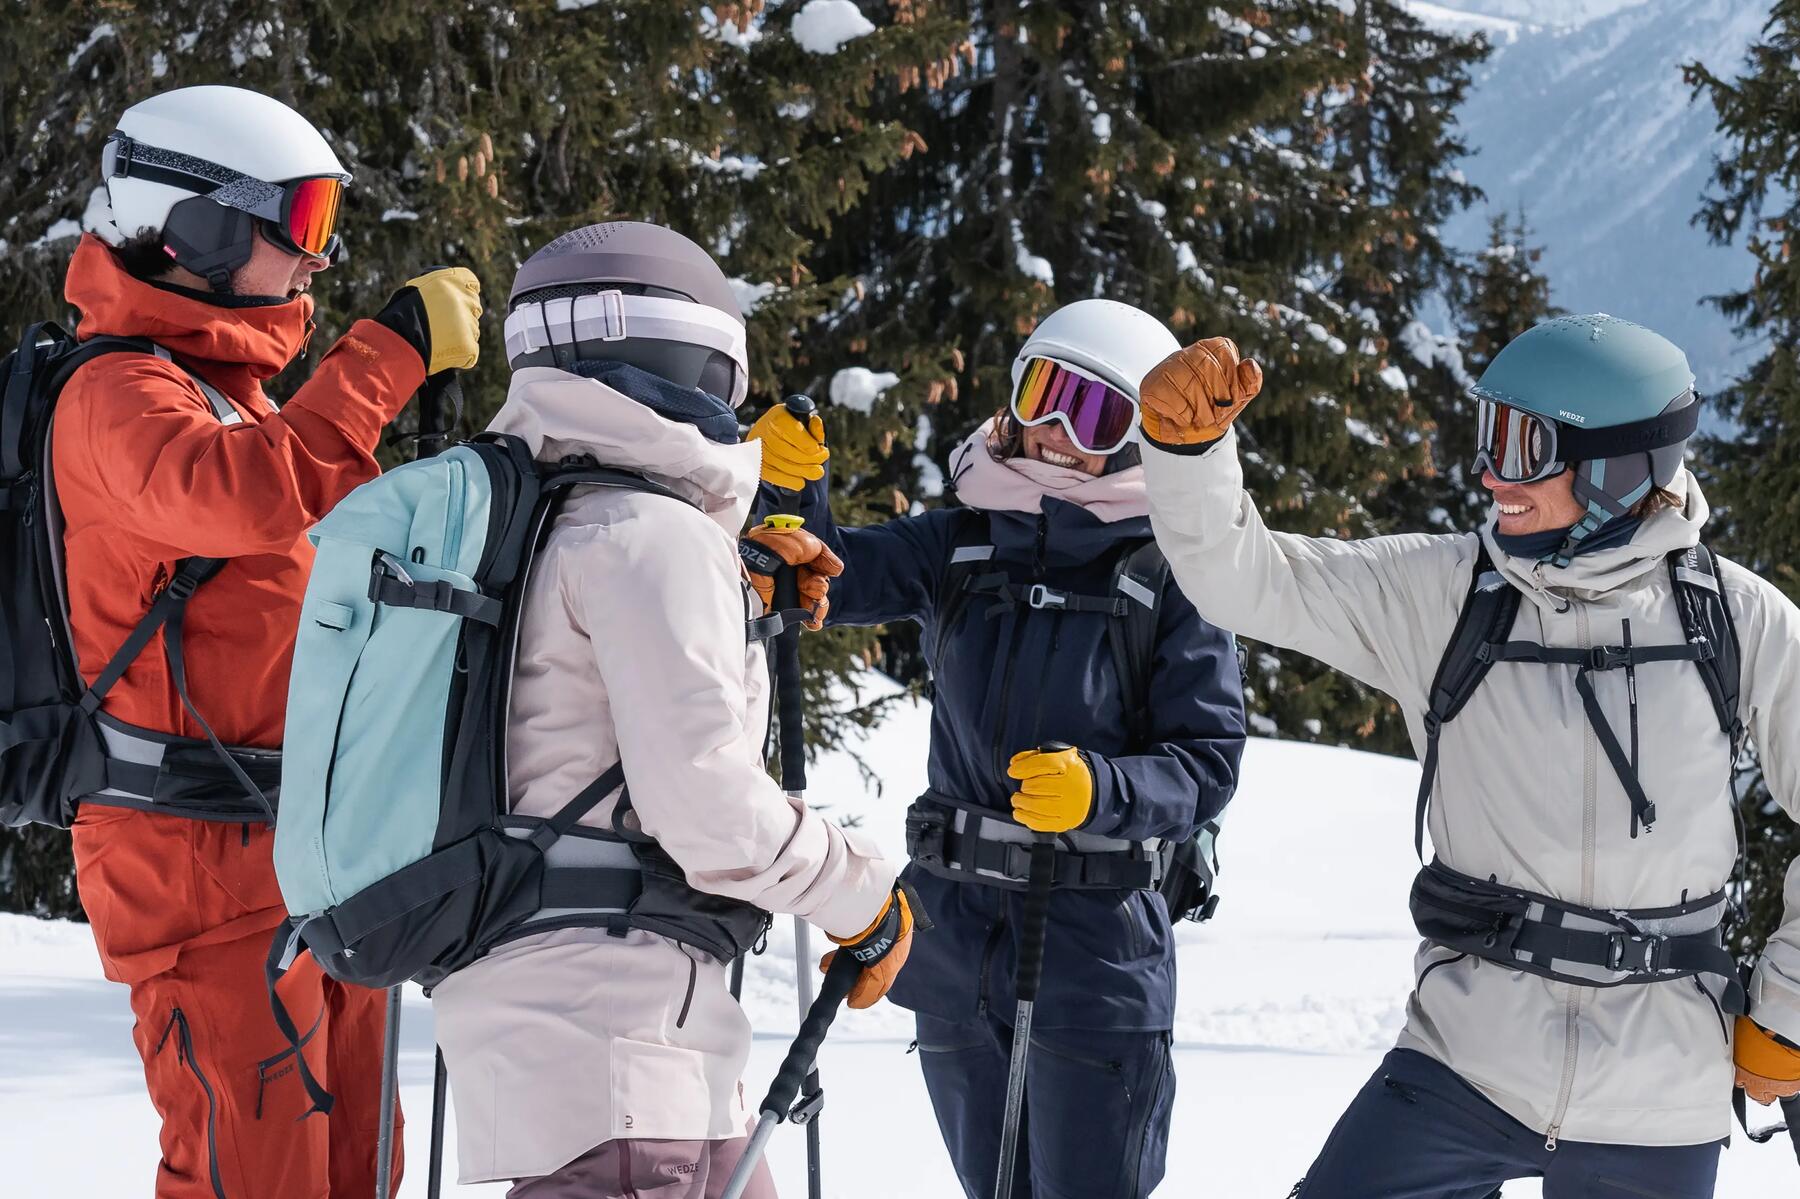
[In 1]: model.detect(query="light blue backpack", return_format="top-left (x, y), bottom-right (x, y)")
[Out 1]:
top-left (265, 432), bottom-right (771, 1111)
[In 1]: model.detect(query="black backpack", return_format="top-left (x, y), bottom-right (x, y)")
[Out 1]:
top-left (935, 512), bottom-right (1225, 922)
top-left (0, 321), bottom-right (271, 829)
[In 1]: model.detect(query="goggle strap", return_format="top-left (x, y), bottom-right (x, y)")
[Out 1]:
top-left (1553, 400), bottom-right (1699, 461)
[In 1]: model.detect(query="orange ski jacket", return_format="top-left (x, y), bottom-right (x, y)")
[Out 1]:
top-left (54, 235), bottom-right (425, 750)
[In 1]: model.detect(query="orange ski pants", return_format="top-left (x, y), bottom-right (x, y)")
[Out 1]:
top-left (73, 804), bottom-right (402, 1199)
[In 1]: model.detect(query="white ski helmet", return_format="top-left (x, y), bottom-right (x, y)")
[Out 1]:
top-left (504, 221), bottom-right (750, 407)
top-left (101, 86), bottom-right (349, 286)
top-left (1010, 298), bottom-right (1182, 408)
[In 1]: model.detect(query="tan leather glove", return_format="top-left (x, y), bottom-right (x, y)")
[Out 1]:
top-left (739, 520), bottom-right (843, 630)
top-left (1138, 336), bottom-right (1263, 453)
top-left (821, 881), bottom-right (925, 1010)
top-left (376, 267), bottom-right (484, 375)
top-left (747, 405), bottom-right (829, 491)
top-left (1735, 1016), bottom-right (1800, 1104)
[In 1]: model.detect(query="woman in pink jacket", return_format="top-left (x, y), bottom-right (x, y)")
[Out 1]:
top-left (429, 223), bottom-right (919, 1197)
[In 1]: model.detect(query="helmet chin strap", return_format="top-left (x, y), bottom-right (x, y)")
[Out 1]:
top-left (1551, 457), bottom-right (1653, 567)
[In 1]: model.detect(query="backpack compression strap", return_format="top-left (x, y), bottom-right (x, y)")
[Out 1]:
top-left (1415, 544), bottom-right (1519, 859)
top-left (1104, 540), bottom-right (1169, 752)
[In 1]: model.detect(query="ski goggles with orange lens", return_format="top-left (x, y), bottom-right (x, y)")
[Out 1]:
top-left (1474, 398), bottom-right (1564, 484)
top-left (1010, 356), bottom-right (1140, 455)
top-left (103, 133), bottom-right (348, 259)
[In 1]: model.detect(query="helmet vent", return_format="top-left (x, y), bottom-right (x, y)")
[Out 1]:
top-left (540, 223), bottom-right (622, 254)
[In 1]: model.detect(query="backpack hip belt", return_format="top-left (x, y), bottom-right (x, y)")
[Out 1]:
top-left (905, 789), bottom-right (1163, 892)
top-left (80, 713), bottom-right (280, 822)
top-left (1410, 858), bottom-right (1746, 1013)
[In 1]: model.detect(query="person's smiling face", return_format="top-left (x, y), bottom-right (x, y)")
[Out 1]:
top-left (1482, 466), bottom-right (1586, 535)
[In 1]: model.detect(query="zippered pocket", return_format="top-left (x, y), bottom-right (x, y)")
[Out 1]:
top-left (156, 1007), bottom-right (227, 1199)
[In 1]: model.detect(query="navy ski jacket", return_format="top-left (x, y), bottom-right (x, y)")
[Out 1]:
top-left (757, 476), bottom-right (1246, 1031)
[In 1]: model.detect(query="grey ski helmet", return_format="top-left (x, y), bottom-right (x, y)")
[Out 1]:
top-left (1471, 313), bottom-right (1700, 564)
top-left (503, 222), bottom-right (749, 406)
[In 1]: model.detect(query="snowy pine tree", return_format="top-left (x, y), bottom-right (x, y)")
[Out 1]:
top-left (795, 2), bottom-right (1488, 749)
top-left (0, 1), bottom-right (965, 915)
top-left (1686, 11), bottom-right (1800, 962)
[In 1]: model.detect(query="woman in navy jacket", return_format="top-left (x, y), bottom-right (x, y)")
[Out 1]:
top-left (749, 300), bottom-right (1247, 1198)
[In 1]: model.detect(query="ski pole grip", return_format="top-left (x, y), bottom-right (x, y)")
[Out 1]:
top-left (759, 949), bottom-right (861, 1119)
top-left (1016, 836), bottom-right (1055, 1004)
top-left (416, 370), bottom-right (463, 461)
top-left (773, 564), bottom-right (807, 791)
top-left (783, 393), bottom-right (817, 420)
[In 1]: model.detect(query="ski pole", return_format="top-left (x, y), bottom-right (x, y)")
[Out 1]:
top-left (374, 985), bottom-right (404, 1199)
top-left (427, 1048), bottom-right (448, 1199)
top-left (992, 742), bottom-right (1065, 1199)
top-left (719, 952), bottom-right (863, 1199)
top-left (769, 392), bottom-right (827, 1199)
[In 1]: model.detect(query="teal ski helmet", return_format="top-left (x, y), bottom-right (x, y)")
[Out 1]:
top-left (1472, 313), bottom-right (1699, 565)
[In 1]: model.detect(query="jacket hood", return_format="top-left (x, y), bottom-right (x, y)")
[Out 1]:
top-left (1481, 468), bottom-right (1708, 611)
top-left (947, 416), bottom-right (1149, 523)
top-left (63, 235), bottom-right (312, 384)
top-left (488, 366), bottom-right (759, 536)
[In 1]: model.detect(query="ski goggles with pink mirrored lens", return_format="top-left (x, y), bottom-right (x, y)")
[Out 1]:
top-left (1474, 398), bottom-right (1565, 484)
top-left (1010, 357), bottom-right (1139, 455)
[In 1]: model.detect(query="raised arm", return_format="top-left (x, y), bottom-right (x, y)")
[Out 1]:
top-left (57, 321), bottom-right (424, 559)
top-left (1139, 339), bottom-right (1470, 712)
top-left (748, 405), bottom-right (958, 629)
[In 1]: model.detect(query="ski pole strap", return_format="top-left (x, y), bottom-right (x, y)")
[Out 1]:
top-left (757, 951), bottom-right (862, 1120)
top-left (1015, 838), bottom-right (1055, 1004)
top-left (1732, 1084), bottom-right (1796, 1149)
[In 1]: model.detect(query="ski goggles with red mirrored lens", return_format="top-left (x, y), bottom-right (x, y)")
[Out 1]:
top-left (1010, 356), bottom-right (1140, 456)
top-left (1474, 398), bottom-right (1565, 484)
top-left (103, 133), bottom-right (348, 259)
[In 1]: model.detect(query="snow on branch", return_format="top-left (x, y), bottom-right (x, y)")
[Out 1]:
top-left (829, 367), bottom-right (900, 413)
top-left (792, 0), bottom-right (876, 55)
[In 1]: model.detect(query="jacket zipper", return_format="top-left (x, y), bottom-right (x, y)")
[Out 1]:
top-left (975, 914), bottom-right (1009, 1017)
top-left (1546, 604), bottom-right (1597, 1151)
top-left (157, 1008), bottom-right (227, 1199)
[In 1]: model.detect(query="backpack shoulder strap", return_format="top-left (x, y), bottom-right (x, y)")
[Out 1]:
top-left (1106, 538), bottom-right (1170, 752)
top-left (1414, 542), bottom-right (1522, 858)
top-left (931, 508), bottom-right (994, 665)
top-left (1669, 542), bottom-right (1741, 750)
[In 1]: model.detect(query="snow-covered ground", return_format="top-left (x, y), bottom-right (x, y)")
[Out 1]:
top-left (4, 680), bottom-right (1793, 1194)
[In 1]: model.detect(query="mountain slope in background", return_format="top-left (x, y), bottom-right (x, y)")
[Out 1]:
top-left (1416, 0), bottom-right (1767, 391)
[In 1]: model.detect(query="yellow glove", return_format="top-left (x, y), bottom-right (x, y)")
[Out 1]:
top-left (378, 267), bottom-right (484, 375)
top-left (1735, 1016), bottom-right (1800, 1105)
top-left (747, 405), bottom-right (829, 491)
top-left (1138, 336), bottom-right (1263, 452)
top-left (1006, 745), bottom-right (1095, 834)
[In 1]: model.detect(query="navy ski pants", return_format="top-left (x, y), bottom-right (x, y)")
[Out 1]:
top-left (1294, 1049), bottom-right (1724, 1199)
top-left (914, 1011), bottom-right (1174, 1199)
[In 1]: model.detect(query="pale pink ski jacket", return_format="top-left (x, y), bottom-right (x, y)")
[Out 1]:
top-left (431, 367), bottom-right (898, 1183)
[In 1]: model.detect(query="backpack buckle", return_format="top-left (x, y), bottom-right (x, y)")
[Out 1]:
top-left (1587, 645), bottom-right (1632, 671)
top-left (1606, 931), bottom-right (1665, 973)
top-left (1026, 584), bottom-right (1066, 610)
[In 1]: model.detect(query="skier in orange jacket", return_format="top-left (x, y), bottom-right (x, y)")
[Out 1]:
top-left (58, 85), bottom-right (482, 1197)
